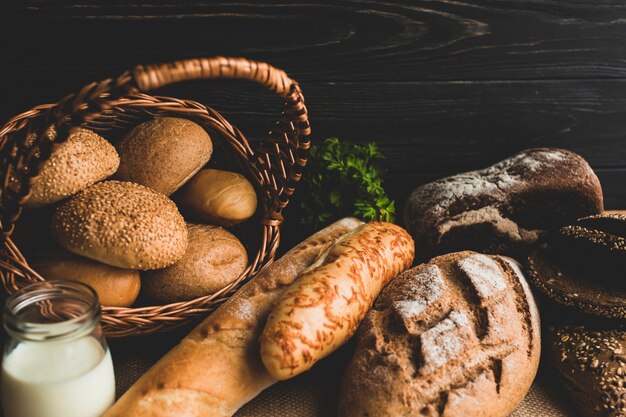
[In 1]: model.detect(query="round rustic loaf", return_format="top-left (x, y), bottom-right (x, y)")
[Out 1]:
top-left (26, 128), bottom-right (119, 207)
top-left (114, 117), bottom-right (213, 196)
top-left (403, 148), bottom-right (603, 260)
top-left (339, 251), bottom-right (540, 417)
top-left (176, 169), bottom-right (257, 226)
top-left (51, 180), bottom-right (188, 270)
top-left (32, 247), bottom-right (140, 307)
top-left (141, 223), bottom-right (247, 303)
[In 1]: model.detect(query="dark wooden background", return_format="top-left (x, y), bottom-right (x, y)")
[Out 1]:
top-left (2, 0), bottom-right (626, 217)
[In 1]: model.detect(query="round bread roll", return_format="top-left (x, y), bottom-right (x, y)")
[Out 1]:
top-left (141, 223), bottom-right (248, 304)
top-left (114, 117), bottom-right (213, 196)
top-left (26, 128), bottom-right (119, 207)
top-left (176, 169), bottom-right (257, 226)
top-left (32, 248), bottom-right (140, 307)
top-left (51, 180), bottom-right (188, 270)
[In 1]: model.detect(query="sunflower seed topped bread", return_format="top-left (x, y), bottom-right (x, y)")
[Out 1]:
top-left (546, 324), bottom-right (626, 417)
top-left (103, 217), bottom-right (364, 417)
top-left (528, 213), bottom-right (626, 318)
top-left (114, 117), bottom-right (213, 196)
top-left (260, 222), bottom-right (415, 380)
top-left (403, 148), bottom-right (603, 260)
top-left (339, 251), bottom-right (540, 417)
top-left (26, 128), bottom-right (119, 207)
top-left (51, 180), bottom-right (187, 270)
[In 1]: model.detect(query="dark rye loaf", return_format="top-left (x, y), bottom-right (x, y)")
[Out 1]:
top-left (338, 251), bottom-right (540, 417)
top-left (403, 148), bottom-right (603, 260)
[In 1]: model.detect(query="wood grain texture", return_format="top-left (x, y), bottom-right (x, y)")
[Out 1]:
top-left (1, 0), bottom-right (625, 208)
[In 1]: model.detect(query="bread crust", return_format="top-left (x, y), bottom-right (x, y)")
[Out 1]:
top-left (338, 251), bottom-right (540, 417)
top-left (260, 222), bottom-right (415, 380)
top-left (102, 217), bottom-right (364, 417)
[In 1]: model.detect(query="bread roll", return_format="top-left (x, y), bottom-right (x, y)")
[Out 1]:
top-left (403, 148), bottom-right (603, 260)
top-left (102, 217), bottom-right (364, 417)
top-left (114, 117), bottom-right (213, 196)
top-left (141, 224), bottom-right (248, 303)
top-left (26, 128), bottom-right (119, 207)
top-left (176, 169), bottom-right (257, 226)
top-left (51, 181), bottom-right (187, 270)
top-left (260, 222), bottom-right (415, 380)
top-left (32, 248), bottom-right (140, 307)
top-left (339, 251), bottom-right (540, 417)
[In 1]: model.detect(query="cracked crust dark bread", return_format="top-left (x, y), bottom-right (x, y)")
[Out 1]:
top-left (403, 148), bottom-right (603, 261)
top-left (528, 213), bottom-right (626, 319)
top-left (546, 324), bottom-right (626, 417)
top-left (338, 251), bottom-right (540, 417)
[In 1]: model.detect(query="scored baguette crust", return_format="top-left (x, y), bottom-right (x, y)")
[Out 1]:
top-left (260, 222), bottom-right (415, 380)
top-left (338, 251), bottom-right (540, 417)
top-left (102, 217), bottom-right (364, 417)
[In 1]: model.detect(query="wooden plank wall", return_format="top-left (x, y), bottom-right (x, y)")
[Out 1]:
top-left (2, 0), bottom-right (625, 215)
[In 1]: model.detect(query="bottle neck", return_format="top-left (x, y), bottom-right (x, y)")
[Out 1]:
top-left (4, 281), bottom-right (101, 343)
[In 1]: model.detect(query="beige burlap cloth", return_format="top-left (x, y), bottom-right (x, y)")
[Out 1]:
top-left (110, 328), bottom-right (579, 417)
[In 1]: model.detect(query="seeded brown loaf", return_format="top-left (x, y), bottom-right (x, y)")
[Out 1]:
top-left (26, 128), bottom-right (119, 207)
top-left (403, 148), bottom-right (603, 260)
top-left (102, 217), bottom-right (364, 417)
top-left (114, 117), bottom-right (213, 196)
top-left (546, 324), bottom-right (626, 417)
top-left (51, 180), bottom-right (187, 270)
top-left (338, 251), bottom-right (540, 417)
top-left (260, 222), bottom-right (415, 380)
top-left (31, 247), bottom-right (140, 307)
top-left (141, 224), bottom-right (248, 303)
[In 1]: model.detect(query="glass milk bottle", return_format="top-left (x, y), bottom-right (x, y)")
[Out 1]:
top-left (1, 280), bottom-right (115, 417)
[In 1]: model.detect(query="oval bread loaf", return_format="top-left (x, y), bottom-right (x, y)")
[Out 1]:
top-left (260, 221), bottom-right (415, 380)
top-left (114, 117), bottom-right (213, 196)
top-left (26, 128), bottom-right (119, 207)
top-left (403, 148), bottom-right (603, 260)
top-left (338, 251), bottom-right (540, 417)
top-left (32, 248), bottom-right (140, 307)
top-left (176, 169), bottom-right (257, 226)
top-left (141, 224), bottom-right (248, 303)
top-left (51, 180), bottom-right (188, 270)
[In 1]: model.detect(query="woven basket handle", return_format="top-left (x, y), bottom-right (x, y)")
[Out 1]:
top-left (134, 57), bottom-right (310, 225)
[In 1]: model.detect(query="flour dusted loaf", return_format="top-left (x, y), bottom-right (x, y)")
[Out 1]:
top-left (102, 218), bottom-right (364, 417)
top-left (403, 148), bottom-right (603, 260)
top-left (26, 128), bottom-right (119, 207)
top-left (114, 117), bottom-right (213, 196)
top-left (51, 181), bottom-right (187, 270)
top-left (339, 251), bottom-right (540, 417)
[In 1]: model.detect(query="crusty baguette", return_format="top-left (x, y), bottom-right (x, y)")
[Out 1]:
top-left (102, 217), bottom-right (364, 417)
top-left (260, 222), bottom-right (415, 380)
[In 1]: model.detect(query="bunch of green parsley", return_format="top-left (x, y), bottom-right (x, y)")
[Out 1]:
top-left (297, 137), bottom-right (395, 228)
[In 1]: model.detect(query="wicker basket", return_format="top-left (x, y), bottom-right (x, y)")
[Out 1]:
top-left (0, 57), bottom-right (310, 337)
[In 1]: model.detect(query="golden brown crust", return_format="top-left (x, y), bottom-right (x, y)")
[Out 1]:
top-left (51, 180), bottom-right (187, 270)
top-left (141, 224), bottom-right (248, 303)
top-left (26, 128), bottom-right (119, 207)
top-left (114, 117), bottom-right (213, 196)
top-left (338, 251), bottom-right (540, 417)
top-left (176, 169), bottom-right (258, 226)
top-left (102, 217), bottom-right (364, 417)
top-left (259, 222), bottom-right (415, 380)
top-left (31, 247), bottom-right (140, 307)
